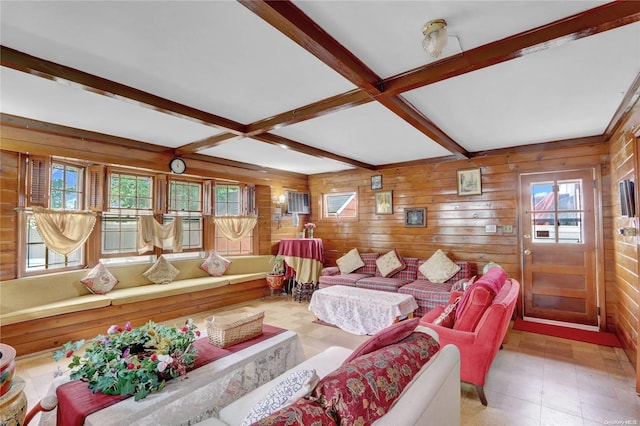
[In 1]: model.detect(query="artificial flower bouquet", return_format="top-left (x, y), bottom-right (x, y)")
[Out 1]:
top-left (54, 320), bottom-right (200, 401)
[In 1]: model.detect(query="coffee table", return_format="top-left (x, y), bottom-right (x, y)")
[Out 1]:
top-left (309, 285), bottom-right (418, 335)
top-left (39, 331), bottom-right (304, 426)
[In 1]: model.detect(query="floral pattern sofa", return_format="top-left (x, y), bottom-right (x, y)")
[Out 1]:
top-left (197, 322), bottom-right (461, 426)
top-left (319, 250), bottom-right (472, 317)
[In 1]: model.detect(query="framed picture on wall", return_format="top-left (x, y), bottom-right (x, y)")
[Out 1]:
top-left (371, 175), bottom-right (383, 190)
top-left (457, 168), bottom-right (482, 196)
top-left (404, 208), bottom-right (426, 227)
top-left (375, 191), bottom-right (393, 215)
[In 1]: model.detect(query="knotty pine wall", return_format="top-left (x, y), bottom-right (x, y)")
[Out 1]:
top-left (309, 142), bottom-right (614, 328)
top-left (0, 150), bottom-right (19, 280)
top-left (608, 104), bottom-right (640, 382)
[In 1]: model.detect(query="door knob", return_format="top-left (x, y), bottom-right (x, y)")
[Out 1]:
top-left (524, 249), bottom-right (531, 255)
top-left (523, 234), bottom-right (531, 239)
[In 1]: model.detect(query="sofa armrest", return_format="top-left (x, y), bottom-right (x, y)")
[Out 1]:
top-left (321, 266), bottom-right (340, 276)
top-left (421, 306), bottom-right (445, 322)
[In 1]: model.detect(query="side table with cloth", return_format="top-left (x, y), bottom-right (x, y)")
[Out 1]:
top-left (309, 285), bottom-right (418, 335)
top-left (39, 329), bottom-right (304, 426)
top-left (277, 238), bottom-right (325, 298)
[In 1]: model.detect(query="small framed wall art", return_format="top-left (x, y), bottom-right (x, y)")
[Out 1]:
top-left (375, 191), bottom-right (393, 215)
top-left (404, 208), bottom-right (426, 227)
top-left (457, 168), bottom-right (482, 196)
top-left (371, 175), bottom-right (383, 190)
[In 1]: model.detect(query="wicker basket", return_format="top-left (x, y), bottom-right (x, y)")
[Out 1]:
top-left (205, 308), bottom-right (265, 348)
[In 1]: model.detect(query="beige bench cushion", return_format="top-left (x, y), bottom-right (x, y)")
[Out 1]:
top-left (227, 272), bottom-right (269, 285)
top-left (1, 295), bottom-right (110, 326)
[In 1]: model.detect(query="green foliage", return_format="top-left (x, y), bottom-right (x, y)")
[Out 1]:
top-left (54, 320), bottom-right (200, 401)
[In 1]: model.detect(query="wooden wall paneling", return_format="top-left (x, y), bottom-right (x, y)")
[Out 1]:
top-left (608, 102), bottom-right (640, 388)
top-left (0, 151), bottom-right (19, 280)
top-left (310, 141), bottom-right (611, 325)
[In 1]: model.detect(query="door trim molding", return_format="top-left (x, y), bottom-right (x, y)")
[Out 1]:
top-left (518, 166), bottom-right (605, 329)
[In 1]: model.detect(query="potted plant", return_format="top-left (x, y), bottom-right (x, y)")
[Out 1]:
top-left (266, 255), bottom-right (285, 290)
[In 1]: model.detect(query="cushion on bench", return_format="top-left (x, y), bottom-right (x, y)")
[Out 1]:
top-left (1, 296), bottom-right (111, 326)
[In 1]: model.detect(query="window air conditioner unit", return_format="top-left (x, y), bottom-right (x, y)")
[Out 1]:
top-left (286, 192), bottom-right (310, 214)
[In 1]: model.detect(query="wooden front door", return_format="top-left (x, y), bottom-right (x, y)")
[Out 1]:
top-left (519, 169), bottom-right (599, 327)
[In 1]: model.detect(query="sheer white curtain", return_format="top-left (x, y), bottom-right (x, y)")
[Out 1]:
top-left (213, 216), bottom-right (257, 241)
top-left (32, 207), bottom-right (97, 256)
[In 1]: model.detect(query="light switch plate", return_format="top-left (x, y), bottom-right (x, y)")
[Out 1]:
top-left (503, 225), bottom-right (513, 233)
top-left (485, 224), bottom-right (497, 233)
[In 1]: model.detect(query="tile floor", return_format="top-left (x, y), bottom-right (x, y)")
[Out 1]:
top-left (14, 296), bottom-right (640, 425)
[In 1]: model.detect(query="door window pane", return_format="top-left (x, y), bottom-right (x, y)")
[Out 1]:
top-left (530, 179), bottom-right (584, 244)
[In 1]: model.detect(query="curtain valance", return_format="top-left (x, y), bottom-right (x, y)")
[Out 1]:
top-left (32, 207), bottom-right (97, 256)
top-left (214, 216), bottom-right (258, 242)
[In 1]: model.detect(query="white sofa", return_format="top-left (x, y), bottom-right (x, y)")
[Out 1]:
top-left (198, 330), bottom-right (461, 426)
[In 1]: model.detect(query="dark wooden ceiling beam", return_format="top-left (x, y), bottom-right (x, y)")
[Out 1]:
top-left (0, 45), bottom-right (247, 136)
top-left (239, 0), bottom-right (468, 159)
top-left (238, 0), bottom-right (382, 96)
top-left (245, 89), bottom-right (372, 136)
top-left (378, 95), bottom-right (469, 157)
top-left (382, 1), bottom-right (640, 95)
top-left (0, 113), bottom-right (171, 152)
top-left (469, 135), bottom-right (607, 158)
top-left (605, 72), bottom-right (640, 138)
top-left (175, 133), bottom-right (240, 155)
top-left (253, 133), bottom-right (375, 170)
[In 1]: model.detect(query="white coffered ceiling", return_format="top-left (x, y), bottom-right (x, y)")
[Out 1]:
top-left (1, 1), bottom-right (638, 175)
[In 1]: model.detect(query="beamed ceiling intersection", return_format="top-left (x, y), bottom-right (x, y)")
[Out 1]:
top-left (1, 1), bottom-right (640, 174)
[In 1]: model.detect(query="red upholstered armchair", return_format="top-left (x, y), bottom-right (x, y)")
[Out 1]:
top-left (419, 274), bottom-right (520, 406)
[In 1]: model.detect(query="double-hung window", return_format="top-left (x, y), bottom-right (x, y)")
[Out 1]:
top-left (215, 184), bottom-right (254, 255)
top-left (102, 171), bottom-right (153, 258)
top-left (25, 159), bottom-right (85, 273)
top-left (165, 180), bottom-right (203, 252)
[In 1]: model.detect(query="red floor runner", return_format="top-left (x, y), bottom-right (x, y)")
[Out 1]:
top-left (512, 317), bottom-right (622, 348)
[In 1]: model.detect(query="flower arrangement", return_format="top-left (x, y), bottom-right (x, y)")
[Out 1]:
top-left (304, 222), bottom-right (316, 238)
top-left (53, 320), bottom-right (200, 401)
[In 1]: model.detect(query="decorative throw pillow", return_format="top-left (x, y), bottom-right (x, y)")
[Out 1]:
top-left (80, 263), bottom-right (119, 294)
top-left (199, 251), bottom-right (231, 277)
top-left (251, 398), bottom-right (336, 426)
top-left (336, 248), bottom-right (365, 274)
top-left (143, 256), bottom-right (180, 284)
top-left (433, 297), bottom-right (460, 328)
top-left (312, 333), bottom-right (440, 425)
top-left (241, 369), bottom-right (320, 426)
top-left (343, 317), bottom-right (420, 364)
top-left (375, 249), bottom-right (406, 278)
top-left (419, 249), bottom-right (461, 283)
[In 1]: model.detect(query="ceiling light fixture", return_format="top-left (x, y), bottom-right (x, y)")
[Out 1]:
top-left (422, 19), bottom-right (448, 58)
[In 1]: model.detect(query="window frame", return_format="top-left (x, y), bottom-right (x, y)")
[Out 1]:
top-left (321, 188), bottom-right (359, 222)
top-left (100, 169), bottom-right (155, 258)
top-left (22, 158), bottom-right (87, 275)
top-left (165, 178), bottom-right (204, 253)
top-left (214, 183), bottom-right (255, 255)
